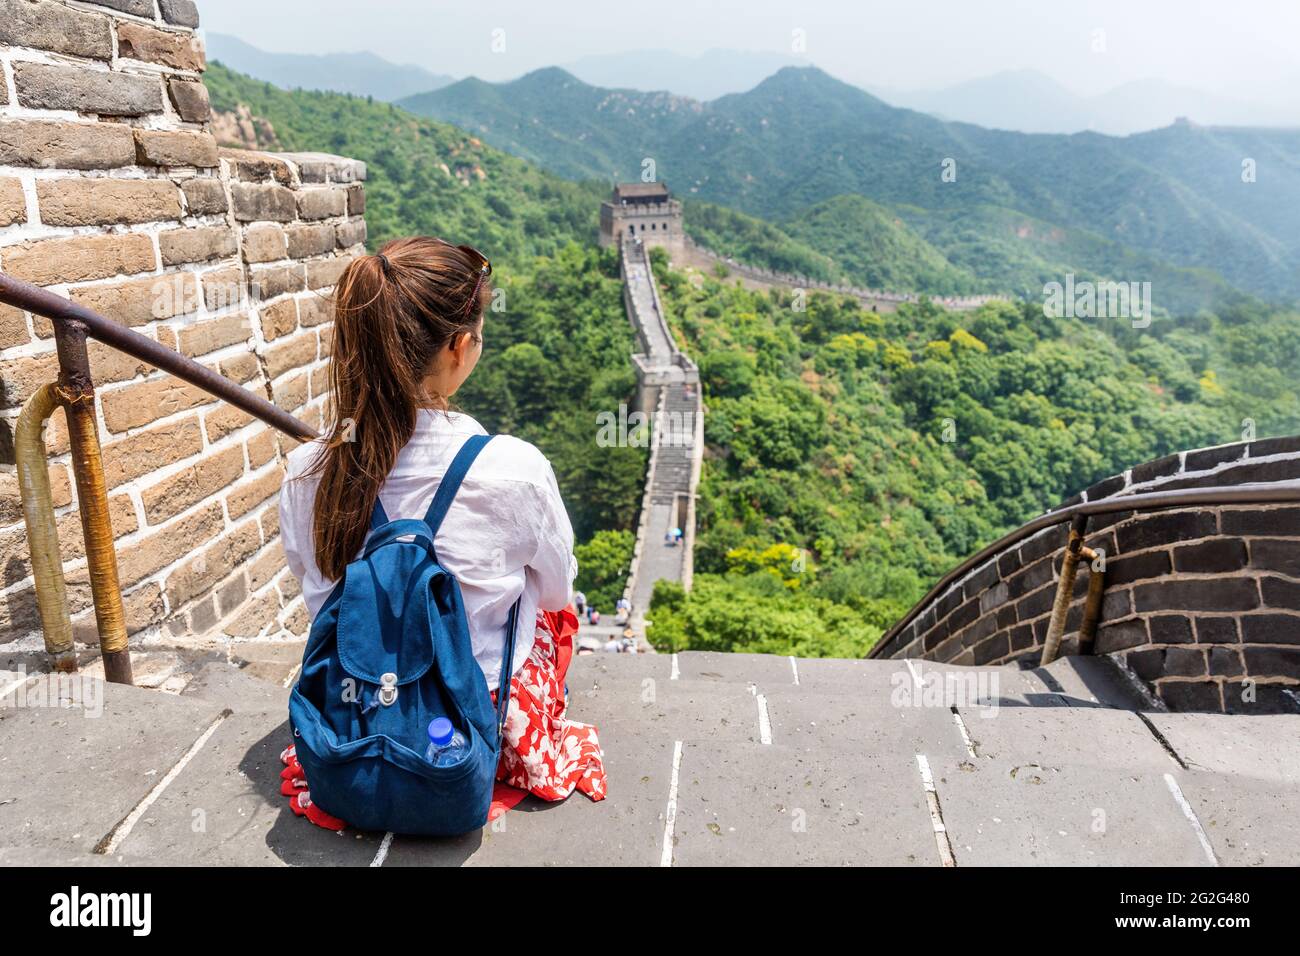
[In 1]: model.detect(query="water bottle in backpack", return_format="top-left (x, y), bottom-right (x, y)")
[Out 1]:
top-left (425, 717), bottom-right (470, 767)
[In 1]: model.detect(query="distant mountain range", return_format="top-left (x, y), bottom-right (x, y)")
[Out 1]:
top-left (205, 33), bottom-right (454, 101)
top-left (870, 69), bottom-right (1300, 136)
top-left (397, 65), bottom-right (1300, 307)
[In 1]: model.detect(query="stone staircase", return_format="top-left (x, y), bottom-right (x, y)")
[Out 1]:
top-left (2, 650), bottom-right (1296, 866)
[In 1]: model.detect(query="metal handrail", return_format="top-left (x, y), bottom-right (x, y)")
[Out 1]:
top-left (869, 479), bottom-right (1300, 658)
top-left (0, 274), bottom-right (319, 442)
top-left (1, 271), bottom-right (321, 684)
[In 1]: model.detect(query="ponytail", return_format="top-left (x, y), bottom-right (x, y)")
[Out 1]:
top-left (306, 236), bottom-right (491, 580)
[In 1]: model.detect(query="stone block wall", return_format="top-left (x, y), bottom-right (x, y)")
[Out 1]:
top-left (0, 1), bottom-right (367, 657)
top-left (872, 436), bottom-right (1300, 714)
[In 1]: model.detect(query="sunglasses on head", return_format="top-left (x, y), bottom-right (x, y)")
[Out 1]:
top-left (431, 237), bottom-right (491, 320)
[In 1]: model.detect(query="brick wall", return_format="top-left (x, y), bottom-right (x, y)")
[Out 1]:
top-left (0, 1), bottom-right (367, 656)
top-left (873, 436), bottom-right (1300, 714)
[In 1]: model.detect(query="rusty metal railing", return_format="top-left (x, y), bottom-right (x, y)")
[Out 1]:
top-left (870, 480), bottom-right (1300, 662)
top-left (1, 272), bottom-right (320, 685)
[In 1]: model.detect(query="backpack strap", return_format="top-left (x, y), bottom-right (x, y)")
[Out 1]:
top-left (496, 597), bottom-right (520, 744)
top-left (423, 434), bottom-right (493, 535)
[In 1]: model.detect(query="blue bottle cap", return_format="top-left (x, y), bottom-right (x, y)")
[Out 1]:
top-left (427, 717), bottom-right (454, 746)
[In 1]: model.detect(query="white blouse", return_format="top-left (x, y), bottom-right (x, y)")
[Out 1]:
top-left (279, 409), bottom-right (578, 691)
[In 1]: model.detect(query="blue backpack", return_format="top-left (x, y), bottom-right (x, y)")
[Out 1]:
top-left (289, 434), bottom-right (518, 835)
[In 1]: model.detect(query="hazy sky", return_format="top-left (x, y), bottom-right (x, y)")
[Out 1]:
top-left (201, 0), bottom-right (1300, 98)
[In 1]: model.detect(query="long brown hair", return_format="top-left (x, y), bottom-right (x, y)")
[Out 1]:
top-left (307, 236), bottom-right (491, 580)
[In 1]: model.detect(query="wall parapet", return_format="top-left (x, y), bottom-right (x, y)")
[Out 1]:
top-left (0, 2), bottom-right (367, 659)
top-left (873, 436), bottom-right (1300, 714)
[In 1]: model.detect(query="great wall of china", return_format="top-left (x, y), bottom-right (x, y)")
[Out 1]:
top-left (0, 0), bottom-right (1297, 868)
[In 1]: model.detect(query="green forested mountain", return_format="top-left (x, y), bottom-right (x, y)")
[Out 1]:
top-left (209, 64), bottom-right (1300, 657)
top-left (401, 65), bottom-right (1300, 307)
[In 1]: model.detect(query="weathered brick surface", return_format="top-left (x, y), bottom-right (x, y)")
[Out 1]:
top-left (134, 129), bottom-right (219, 167)
top-left (879, 437), bottom-right (1300, 713)
top-left (159, 224), bottom-right (238, 266)
top-left (0, 178), bottom-right (25, 227)
top-left (0, 10), bottom-right (363, 652)
top-left (167, 78), bottom-right (211, 122)
top-left (0, 0), bottom-right (114, 60)
top-left (181, 177), bottom-right (227, 215)
top-left (116, 21), bottom-right (206, 71)
top-left (13, 61), bottom-right (163, 116)
top-left (2, 233), bottom-right (156, 285)
top-left (36, 178), bottom-right (182, 226)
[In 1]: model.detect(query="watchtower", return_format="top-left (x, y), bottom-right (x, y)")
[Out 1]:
top-left (599, 182), bottom-right (684, 255)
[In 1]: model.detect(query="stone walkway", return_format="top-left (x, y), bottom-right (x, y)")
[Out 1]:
top-left (3, 650), bottom-right (1295, 866)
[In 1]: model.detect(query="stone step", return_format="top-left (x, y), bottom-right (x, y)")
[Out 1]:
top-left (181, 661), bottom-right (292, 714)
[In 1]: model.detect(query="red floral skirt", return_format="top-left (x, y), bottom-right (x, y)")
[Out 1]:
top-left (493, 607), bottom-right (607, 802)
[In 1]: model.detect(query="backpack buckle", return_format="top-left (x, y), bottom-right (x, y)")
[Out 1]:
top-left (377, 672), bottom-right (399, 706)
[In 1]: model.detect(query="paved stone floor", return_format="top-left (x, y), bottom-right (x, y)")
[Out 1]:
top-left (1, 650), bottom-right (1296, 866)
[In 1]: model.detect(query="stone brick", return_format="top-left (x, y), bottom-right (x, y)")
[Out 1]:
top-left (0, 349), bottom-right (59, 408)
top-left (200, 265), bottom-right (246, 313)
top-left (222, 149), bottom-right (294, 185)
top-left (1224, 681), bottom-right (1300, 715)
top-left (1147, 615), bottom-right (1193, 644)
top-left (228, 467), bottom-right (281, 518)
top-left (159, 0), bottom-right (200, 27)
top-left (5, 234), bottom-right (156, 291)
top-left (231, 183), bottom-right (296, 222)
top-left (1156, 680), bottom-right (1222, 713)
top-left (1134, 577), bottom-right (1259, 614)
top-left (260, 503), bottom-right (280, 540)
top-left (1240, 614), bottom-right (1300, 645)
top-left (297, 295), bottom-right (333, 327)
top-left (0, 303), bottom-right (27, 349)
top-left (246, 428), bottom-right (277, 469)
top-left (306, 255), bottom-right (352, 290)
top-left (158, 225), bottom-right (238, 266)
top-left (134, 129), bottom-right (219, 167)
top-left (225, 589), bottom-right (281, 638)
top-left (1195, 616), bottom-right (1239, 643)
top-left (1115, 511), bottom-right (1217, 553)
top-left (102, 416), bottom-right (203, 489)
top-left (176, 313), bottom-right (251, 357)
top-left (251, 298), bottom-right (295, 342)
top-left (243, 224), bottom-right (287, 263)
top-left (250, 264), bottom-right (306, 299)
top-left (1208, 646), bottom-right (1243, 677)
top-left (287, 223), bottom-right (335, 259)
top-left (1242, 645), bottom-right (1300, 678)
top-left (297, 188), bottom-right (347, 221)
top-left (167, 78), bottom-right (211, 122)
top-left (1164, 646), bottom-right (1207, 677)
top-left (1095, 618), bottom-right (1147, 654)
top-left (265, 332), bottom-right (317, 379)
top-left (100, 376), bottom-right (212, 432)
top-left (142, 443), bottom-right (244, 524)
top-left (116, 22), bottom-right (206, 71)
top-left (1249, 538), bottom-right (1300, 578)
top-left (0, 120), bottom-right (135, 170)
top-left (82, 0), bottom-right (153, 15)
top-left (181, 178), bottom-right (227, 215)
top-left (218, 351), bottom-right (260, 384)
top-left (56, 493), bottom-right (137, 561)
top-left (87, 338), bottom-right (150, 384)
top-left (36, 178), bottom-right (181, 226)
top-left (0, 177), bottom-right (25, 227)
top-left (346, 183), bottom-right (365, 216)
top-left (217, 573), bottom-right (248, 617)
top-left (1130, 452), bottom-right (1182, 485)
top-left (333, 218), bottom-right (367, 250)
top-left (0, 0), bottom-right (114, 60)
top-left (70, 272), bottom-right (198, 327)
top-left (164, 519), bottom-right (261, 609)
top-left (1172, 538), bottom-right (1248, 574)
top-left (1106, 549), bottom-right (1171, 586)
top-left (1221, 506), bottom-right (1300, 537)
top-left (13, 61), bottom-right (163, 116)
top-left (203, 403), bottom-right (253, 442)
top-left (317, 327), bottom-right (332, 358)
top-left (248, 540), bottom-right (285, 592)
top-left (1261, 575), bottom-right (1300, 608)
top-left (273, 372), bottom-right (308, 411)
